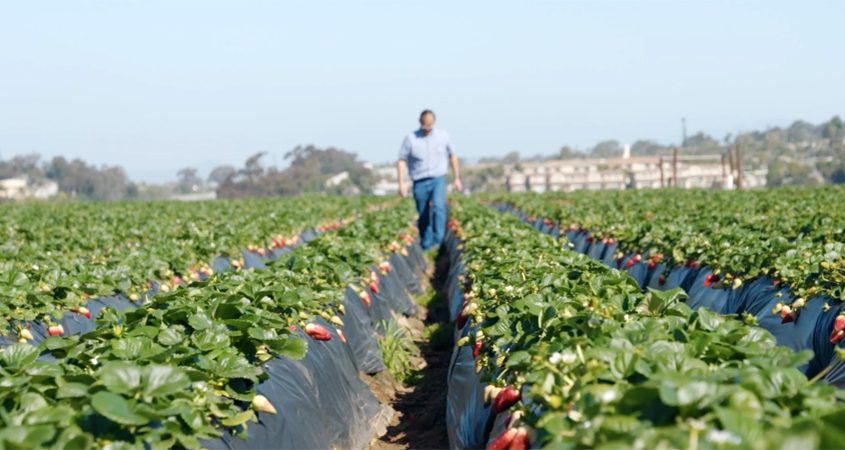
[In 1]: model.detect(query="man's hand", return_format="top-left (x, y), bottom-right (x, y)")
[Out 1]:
top-left (453, 178), bottom-right (462, 193)
top-left (397, 160), bottom-right (408, 198)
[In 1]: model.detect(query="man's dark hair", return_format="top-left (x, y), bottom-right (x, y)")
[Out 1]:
top-left (419, 109), bottom-right (436, 121)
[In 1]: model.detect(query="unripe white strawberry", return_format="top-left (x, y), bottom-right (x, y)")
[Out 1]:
top-left (251, 395), bottom-right (277, 414)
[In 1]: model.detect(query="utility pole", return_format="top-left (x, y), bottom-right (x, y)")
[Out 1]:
top-left (735, 143), bottom-right (743, 189)
top-left (659, 156), bottom-right (665, 188)
top-left (672, 147), bottom-right (679, 187)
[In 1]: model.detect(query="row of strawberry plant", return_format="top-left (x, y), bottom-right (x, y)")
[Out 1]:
top-left (0, 201), bottom-right (419, 449)
top-left (487, 188), bottom-right (845, 303)
top-left (449, 197), bottom-right (845, 449)
top-left (0, 196), bottom-right (383, 330)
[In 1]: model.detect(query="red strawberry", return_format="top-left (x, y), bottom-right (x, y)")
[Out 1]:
top-left (378, 261), bottom-right (391, 274)
top-left (368, 281), bottom-right (380, 294)
top-left (456, 311), bottom-right (469, 329)
top-left (48, 324), bottom-right (64, 337)
top-left (488, 428), bottom-right (518, 450)
top-left (172, 276), bottom-right (183, 286)
top-left (686, 259), bottom-right (700, 269)
top-left (625, 258), bottom-right (636, 269)
top-left (359, 290), bottom-right (371, 307)
top-left (336, 328), bottom-right (347, 344)
top-left (830, 329), bottom-right (844, 344)
top-left (304, 323), bottom-right (332, 341)
top-left (71, 306), bottom-right (92, 319)
top-left (509, 427), bottom-right (530, 450)
top-left (257, 248), bottom-right (266, 257)
top-left (703, 274), bottom-right (719, 288)
top-left (648, 261), bottom-right (657, 270)
top-left (492, 387), bottom-right (520, 414)
top-left (288, 325), bottom-right (297, 332)
top-left (472, 341), bottom-right (483, 359)
top-left (835, 315), bottom-right (845, 333)
top-left (658, 275), bottom-right (666, 286)
top-left (780, 306), bottom-right (797, 324)
top-left (586, 236), bottom-right (594, 244)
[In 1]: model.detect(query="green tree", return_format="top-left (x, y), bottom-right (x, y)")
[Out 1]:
top-left (591, 140), bottom-right (621, 157)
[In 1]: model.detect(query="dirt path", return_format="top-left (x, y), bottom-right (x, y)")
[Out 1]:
top-left (369, 249), bottom-right (452, 450)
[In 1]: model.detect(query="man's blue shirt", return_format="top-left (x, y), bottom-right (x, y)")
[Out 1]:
top-left (399, 128), bottom-right (453, 181)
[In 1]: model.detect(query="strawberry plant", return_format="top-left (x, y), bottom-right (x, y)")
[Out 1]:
top-left (0, 199), bottom-right (420, 448)
top-left (488, 187), bottom-right (845, 303)
top-left (0, 196), bottom-right (383, 332)
top-left (448, 197), bottom-right (845, 449)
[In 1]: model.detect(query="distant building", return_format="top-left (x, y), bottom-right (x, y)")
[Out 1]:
top-left (325, 171), bottom-right (350, 187)
top-left (490, 152), bottom-right (766, 193)
top-left (0, 177), bottom-right (59, 200)
top-left (170, 191), bottom-right (217, 201)
top-left (372, 165), bottom-right (399, 196)
top-left (0, 177), bottom-right (28, 199)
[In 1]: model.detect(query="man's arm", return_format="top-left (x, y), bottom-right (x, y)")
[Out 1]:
top-left (397, 136), bottom-right (411, 198)
top-left (397, 160), bottom-right (408, 198)
top-left (450, 154), bottom-right (462, 192)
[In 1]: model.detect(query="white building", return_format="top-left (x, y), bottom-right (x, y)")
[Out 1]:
top-left (325, 171), bottom-right (350, 187)
top-left (0, 177), bottom-right (59, 200)
top-left (372, 165), bottom-right (399, 196)
top-left (0, 177), bottom-right (28, 199)
top-left (495, 152), bottom-right (764, 193)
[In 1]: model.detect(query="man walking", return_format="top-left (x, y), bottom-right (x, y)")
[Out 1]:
top-left (397, 109), bottom-right (462, 251)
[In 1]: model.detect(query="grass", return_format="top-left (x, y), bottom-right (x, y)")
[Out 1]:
top-left (378, 319), bottom-right (417, 384)
top-left (415, 289), bottom-right (447, 310)
top-left (422, 322), bottom-right (453, 352)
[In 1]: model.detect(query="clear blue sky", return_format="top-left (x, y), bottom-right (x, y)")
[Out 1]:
top-left (1, 1), bottom-right (842, 182)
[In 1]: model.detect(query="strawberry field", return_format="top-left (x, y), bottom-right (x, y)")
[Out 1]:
top-left (0, 197), bottom-right (430, 449)
top-left (443, 189), bottom-right (845, 449)
top-left (2, 189), bottom-right (845, 449)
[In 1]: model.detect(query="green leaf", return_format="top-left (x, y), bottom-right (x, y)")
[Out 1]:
top-left (57, 382), bottom-right (90, 399)
top-left (192, 324), bottom-right (231, 352)
top-left (0, 425), bottom-right (56, 447)
top-left (505, 350), bottom-right (531, 367)
top-left (180, 409), bottom-right (205, 430)
top-left (42, 336), bottom-right (76, 350)
top-left (90, 391), bottom-right (148, 426)
top-left (188, 312), bottom-right (213, 331)
top-left (221, 410), bottom-right (255, 427)
top-left (157, 326), bottom-right (185, 346)
top-left (0, 343), bottom-right (40, 371)
top-left (142, 365), bottom-right (191, 398)
top-left (248, 327), bottom-right (278, 341)
top-left (265, 336), bottom-right (307, 360)
top-left (25, 361), bottom-right (64, 377)
top-left (111, 337), bottom-right (146, 359)
top-left (99, 361), bottom-right (143, 395)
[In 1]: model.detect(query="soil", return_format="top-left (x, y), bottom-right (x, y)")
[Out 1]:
top-left (367, 248), bottom-right (453, 450)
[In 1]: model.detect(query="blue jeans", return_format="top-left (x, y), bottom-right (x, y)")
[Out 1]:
top-left (412, 176), bottom-right (447, 250)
